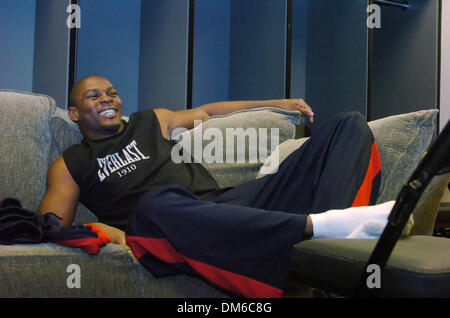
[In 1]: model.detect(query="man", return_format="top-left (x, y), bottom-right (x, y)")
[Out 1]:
top-left (39, 75), bottom-right (395, 297)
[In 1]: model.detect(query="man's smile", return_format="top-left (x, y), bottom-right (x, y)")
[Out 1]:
top-left (98, 108), bottom-right (119, 119)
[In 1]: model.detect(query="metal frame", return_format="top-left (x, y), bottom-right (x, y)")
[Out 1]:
top-left (374, 0), bottom-right (409, 9)
top-left (67, 0), bottom-right (78, 108)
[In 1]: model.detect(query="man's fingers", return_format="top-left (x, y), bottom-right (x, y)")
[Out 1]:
top-left (296, 100), bottom-right (314, 123)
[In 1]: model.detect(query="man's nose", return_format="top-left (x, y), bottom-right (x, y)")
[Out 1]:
top-left (100, 95), bottom-right (113, 104)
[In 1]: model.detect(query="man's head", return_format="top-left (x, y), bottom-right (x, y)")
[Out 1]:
top-left (69, 75), bottom-right (124, 140)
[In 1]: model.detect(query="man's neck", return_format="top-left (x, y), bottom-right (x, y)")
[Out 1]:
top-left (82, 122), bottom-right (125, 141)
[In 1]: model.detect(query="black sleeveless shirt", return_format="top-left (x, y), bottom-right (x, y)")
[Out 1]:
top-left (63, 109), bottom-right (222, 230)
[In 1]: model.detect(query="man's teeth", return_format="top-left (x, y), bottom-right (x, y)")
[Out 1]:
top-left (100, 109), bottom-right (116, 116)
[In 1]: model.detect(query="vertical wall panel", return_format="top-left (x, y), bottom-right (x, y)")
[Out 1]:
top-left (229, 0), bottom-right (287, 101)
top-left (306, 0), bottom-right (368, 129)
top-left (33, 0), bottom-right (71, 109)
top-left (192, 0), bottom-right (231, 107)
top-left (0, 0), bottom-right (36, 92)
top-left (370, 0), bottom-right (439, 120)
top-left (76, 0), bottom-right (141, 115)
top-left (139, 0), bottom-right (189, 111)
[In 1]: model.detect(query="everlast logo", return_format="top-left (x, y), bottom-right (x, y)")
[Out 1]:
top-left (97, 140), bottom-right (150, 182)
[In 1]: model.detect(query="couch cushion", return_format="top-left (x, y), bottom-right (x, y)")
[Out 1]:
top-left (290, 236), bottom-right (450, 297)
top-left (367, 109), bottom-right (438, 203)
top-left (256, 110), bottom-right (438, 203)
top-left (0, 90), bottom-right (56, 212)
top-left (49, 107), bottom-right (84, 161)
top-left (175, 107), bottom-right (303, 188)
top-left (0, 243), bottom-right (229, 297)
top-left (0, 243), bottom-right (139, 297)
top-left (256, 138), bottom-right (310, 177)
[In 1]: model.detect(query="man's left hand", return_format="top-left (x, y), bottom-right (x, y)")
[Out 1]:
top-left (273, 99), bottom-right (314, 123)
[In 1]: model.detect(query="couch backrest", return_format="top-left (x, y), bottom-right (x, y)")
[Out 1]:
top-left (50, 106), bottom-right (302, 224)
top-left (1, 91), bottom-right (302, 223)
top-left (0, 90), bottom-right (56, 211)
top-left (4, 90), bottom-right (438, 231)
top-left (176, 107), bottom-right (303, 188)
top-left (50, 106), bottom-right (303, 188)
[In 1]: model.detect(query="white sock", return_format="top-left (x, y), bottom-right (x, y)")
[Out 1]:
top-left (309, 201), bottom-right (396, 239)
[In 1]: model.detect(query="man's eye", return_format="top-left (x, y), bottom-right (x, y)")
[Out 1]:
top-left (88, 95), bottom-right (98, 99)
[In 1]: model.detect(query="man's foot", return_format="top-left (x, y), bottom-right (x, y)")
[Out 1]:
top-left (309, 201), bottom-right (414, 239)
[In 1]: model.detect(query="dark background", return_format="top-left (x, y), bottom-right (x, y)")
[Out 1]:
top-left (0, 0), bottom-right (442, 130)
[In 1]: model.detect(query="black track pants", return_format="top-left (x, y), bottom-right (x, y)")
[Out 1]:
top-left (125, 112), bottom-right (382, 297)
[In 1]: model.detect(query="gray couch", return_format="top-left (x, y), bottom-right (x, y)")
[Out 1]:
top-left (0, 90), bottom-right (447, 297)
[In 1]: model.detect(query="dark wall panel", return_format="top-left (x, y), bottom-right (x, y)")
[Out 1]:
top-left (306, 0), bottom-right (368, 129)
top-left (229, 0), bottom-right (287, 101)
top-left (193, 0), bottom-right (231, 107)
top-left (33, 0), bottom-right (71, 109)
top-left (139, 0), bottom-right (189, 111)
top-left (0, 0), bottom-right (36, 92)
top-left (76, 0), bottom-right (141, 115)
top-left (370, 0), bottom-right (439, 120)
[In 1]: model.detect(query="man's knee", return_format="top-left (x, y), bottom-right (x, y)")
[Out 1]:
top-left (135, 185), bottom-right (197, 217)
top-left (334, 111), bottom-right (365, 123)
top-left (334, 111), bottom-right (370, 134)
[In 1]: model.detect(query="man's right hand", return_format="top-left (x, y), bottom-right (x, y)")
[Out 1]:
top-left (89, 222), bottom-right (127, 246)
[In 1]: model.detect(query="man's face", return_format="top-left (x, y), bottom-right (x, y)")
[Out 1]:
top-left (69, 77), bottom-right (123, 139)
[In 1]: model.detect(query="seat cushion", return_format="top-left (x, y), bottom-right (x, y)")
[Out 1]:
top-left (0, 243), bottom-right (229, 298)
top-left (290, 236), bottom-right (450, 297)
top-left (0, 243), bottom-right (139, 297)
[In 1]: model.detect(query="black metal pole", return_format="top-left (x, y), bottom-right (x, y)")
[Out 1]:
top-left (186, 0), bottom-right (195, 109)
top-left (67, 0), bottom-right (78, 108)
top-left (285, 0), bottom-right (293, 99)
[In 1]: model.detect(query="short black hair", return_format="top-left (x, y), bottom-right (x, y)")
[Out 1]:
top-left (69, 75), bottom-right (108, 107)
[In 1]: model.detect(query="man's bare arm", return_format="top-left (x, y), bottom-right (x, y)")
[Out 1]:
top-left (154, 99), bottom-right (314, 139)
top-left (196, 99), bottom-right (314, 122)
top-left (39, 157), bottom-right (126, 245)
top-left (38, 156), bottom-right (80, 226)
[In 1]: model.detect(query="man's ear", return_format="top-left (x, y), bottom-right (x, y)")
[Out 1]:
top-left (68, 106), bottom-right (79, 122)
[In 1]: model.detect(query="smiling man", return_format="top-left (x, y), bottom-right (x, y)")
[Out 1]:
top-left (68, 76), bottom-right (125, 140)
top-left (38, 75), bottom-right (397, 297)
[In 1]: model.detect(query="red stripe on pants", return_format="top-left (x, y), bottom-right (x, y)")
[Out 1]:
top-left (352, 141), bottom-right (382, 207)
top-left (126, 235), bottom-right (283, 298)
